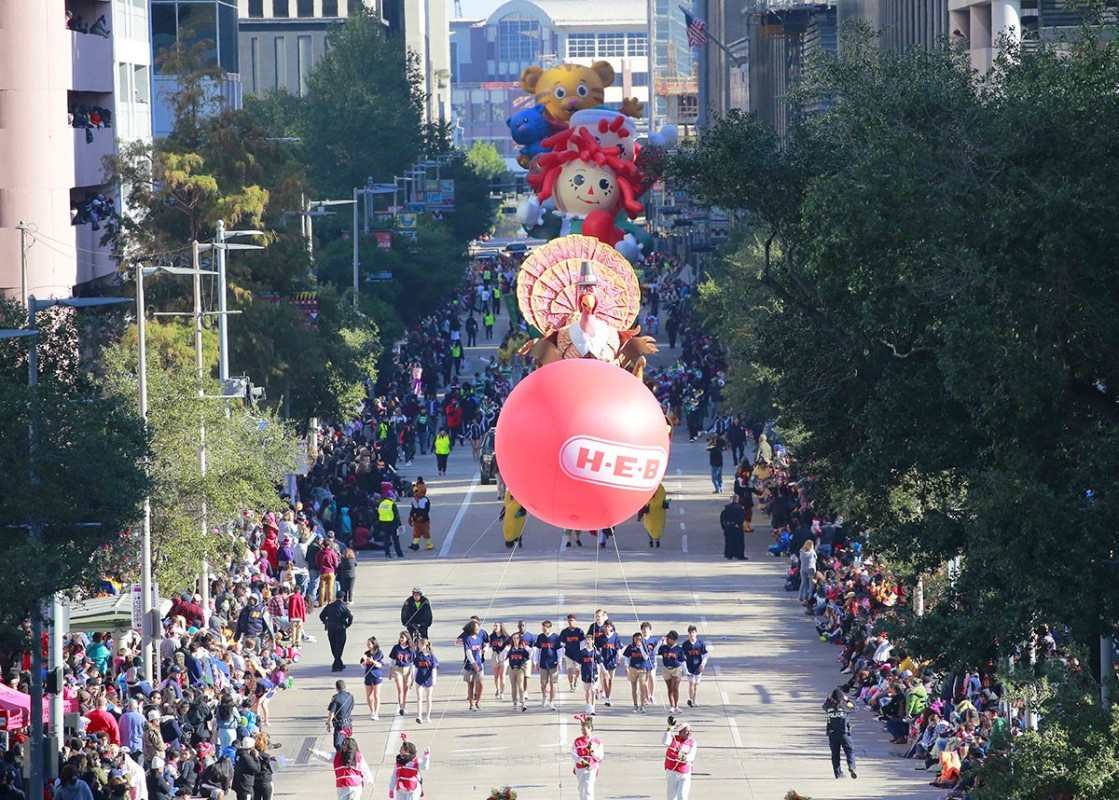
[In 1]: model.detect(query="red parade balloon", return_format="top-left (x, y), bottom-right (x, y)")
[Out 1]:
top-left (495, 359), bottom-right (670, 530)
top-left (580, 210), bottom-right (622, 246)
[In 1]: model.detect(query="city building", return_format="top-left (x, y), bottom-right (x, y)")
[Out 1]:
top-left (237, 1), bottom-right (449, 124)
top-left (150, 0), bottom-right (242, 136)
top-left (451, 0), bottom-right (651, 169)
top-left (700, 0), bottom-right (749, 119)
top-left (837, 0), bottom-right (950, 52)
top-left (0, 0), bottom-right (151, 300)
top-left (647, 0), bottom-right (700, 132)
top-left (237, 0), bottom-right (370, 97)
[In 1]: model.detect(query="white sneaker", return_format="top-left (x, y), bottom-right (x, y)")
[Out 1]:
top-left (548, 703), bottom-right (557, 710)
top-left (371, 712), bottom-right (379, 721)
top-left (425, 715), bottom-right (432, 723)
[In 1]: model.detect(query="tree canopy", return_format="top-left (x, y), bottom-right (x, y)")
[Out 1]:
top-left (666, 29), bottom-right (1119, 669)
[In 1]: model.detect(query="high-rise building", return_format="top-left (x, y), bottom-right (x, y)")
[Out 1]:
top-left (383, 0), bottom-right (452, 124)
top-left (451, 0), bottom-right (651, 170)
top-left (237, 0), bottom-right (386, 98)
top-left (0, 0), bottom-right (152, 300)
top-left (150, 0), bottom-right (242, 136)
top-left (837, 0), bottom-right (950, 52)
top-left (647, 0), bottom-right (700, 131)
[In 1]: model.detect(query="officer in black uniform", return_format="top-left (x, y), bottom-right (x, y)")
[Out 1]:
top-left (320, 591), bottom-right (354, 672)
top-left (823, 688), bottom-right (857, 779)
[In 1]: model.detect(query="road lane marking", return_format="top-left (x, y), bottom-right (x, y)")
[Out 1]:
top-left (559, 715), bottom-right (568, 746)
top-left (721, 691), bottom-right (730, 707)
top-left (682, 534), bottom-right (689, 553)
top-left (384, 715), bottom-right (403, 756)
top-left (728, 718), bottom-right (743, 748)
top-left (439, 473), bottom-right (479, 557)
top-left (713, 664), bottom-right (722, 677)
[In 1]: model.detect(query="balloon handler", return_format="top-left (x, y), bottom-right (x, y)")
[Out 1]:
top-left (389, 733), bottom-right (430, 800)
top-left (408, 478), bottom-right (433, 551)
top-left (638, 484), bottom-right (670, 547)
top-left (500, 490), bottom-right (527, 548)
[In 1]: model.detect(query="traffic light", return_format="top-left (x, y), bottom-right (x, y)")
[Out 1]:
top-left (45, 666), bottom-right (63, 695)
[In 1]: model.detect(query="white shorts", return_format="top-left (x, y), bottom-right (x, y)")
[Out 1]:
top-left (565, 656), bottom-right (581, 672)
top-left (686, 671), bottom-right (703, 684)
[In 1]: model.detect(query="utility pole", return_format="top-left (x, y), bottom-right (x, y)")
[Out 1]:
top-left (353, 187), bottom-right (360, 310)
top-left (192, 242), bottom-right (209, 633)
top-left (18, 221), bottom-right (28, 308)
top-left (216, 220), bottom-right (229, 388)
top-left (136, 267), bottom-right (155, 683)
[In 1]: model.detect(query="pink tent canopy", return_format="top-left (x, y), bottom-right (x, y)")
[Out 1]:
top-left (0, 683), bottom-right (78, 729)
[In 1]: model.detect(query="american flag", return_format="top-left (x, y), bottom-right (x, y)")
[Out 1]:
top-left (683, 9), bottom-right (709, 48)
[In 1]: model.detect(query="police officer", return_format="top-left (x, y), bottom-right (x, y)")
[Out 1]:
top-left (823, 688), bottom-right (857, 779)
top-left (379, 488), bottom-right (404, 559)
top-left (320, 591), bottom-right (354, 672)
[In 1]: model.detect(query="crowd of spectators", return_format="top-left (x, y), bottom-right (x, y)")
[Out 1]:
top-left (743, 446), bottom-right (1041, 798)
top-left (72, 193), bottom-right (119, 233)
top-left (70, 105), bottom-right (113, 144)
top-left (66, 12), bottom-right (110, 38)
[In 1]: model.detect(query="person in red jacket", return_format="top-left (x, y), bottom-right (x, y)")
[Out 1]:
top-left (287, 586), bottom-right (307, 645)
top-left (261, 525), bottom-right (280, 578)
top-left (84, 696), bottom-right (120, 745)
top-left (444, 398), bottom-right (464, 446)
top-left (662, 716), bottom-right (697, 799)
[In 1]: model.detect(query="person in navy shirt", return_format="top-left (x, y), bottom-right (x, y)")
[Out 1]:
top-left (388, 631), bottom-right (414, 717)
top-left (506, 632), bottom-right (533, 712)
top-left (411, 637), bottom-right (438, 724)
top-left (534, 620), bottom-right (562, 710)
top-left (460, 620), bottom-right (487, 711)
top-left (682, 625), bottom-right (709, 708)
top-left (560, 614), bottom-right (585, 692)
top-left (578, 633), bottom-right (602, 716)
top-left (657, 630), bottom-right (687, 714)
top-left (622, 632), bottom-right (651, 712)
top-left (489, 621), bottom-right (509, 702)
top-left (596, 620), bottom-right (622, 707)
top-left (361, 636), bottom-right (385, 720)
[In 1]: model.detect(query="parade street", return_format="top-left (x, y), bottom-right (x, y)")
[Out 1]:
top-left (261, 340), bottom-right (943, 800)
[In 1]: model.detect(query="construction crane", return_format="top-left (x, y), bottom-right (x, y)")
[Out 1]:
top-left (454, 0), bottom-right (463, 17)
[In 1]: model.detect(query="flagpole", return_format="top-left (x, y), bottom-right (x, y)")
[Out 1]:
top-left (681, 4), bottom-right (742, 119)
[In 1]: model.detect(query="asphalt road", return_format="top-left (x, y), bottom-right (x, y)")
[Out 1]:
top-left (262, 329), bottom-right (943, 800)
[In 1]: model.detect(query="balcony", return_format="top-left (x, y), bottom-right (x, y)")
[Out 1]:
top-left (73, 127), bottom-right (115, 187)
top-left (73, 217), bottom-right (116, 285)
top-left (70, 30), bottom-right (113, 93)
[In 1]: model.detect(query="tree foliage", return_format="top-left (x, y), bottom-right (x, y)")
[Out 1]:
top-left (0, 323), bottom-right (150, 634)
top-left (464, 141), bottom-right (507, 180)
top-left (299, 9), bottom-right (425, 197)
top-left (99, 340), bottom-right (298, 593)
top-left (664, 28), bottom-right (1119, 669)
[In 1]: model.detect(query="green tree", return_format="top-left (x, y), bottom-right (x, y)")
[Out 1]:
top-left (99, 340), bottom-right (298, 592)
top-left (0, 333), bottom-right (149, 634)
top-left (300, 10), bottom-right (425, 196)
top-left (664, 26), bottom-right (1119, 680)
top-left (464, 141), bottom-right (507, 180)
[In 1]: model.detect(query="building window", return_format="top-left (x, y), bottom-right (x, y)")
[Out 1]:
top-left (566, 33), bottom-right (595, 59)
top-left (273, 0), bottom-right (290, 17)
top-left (297, 0), bottom-right (314, 17)
top-left (496, 15), bottom-right (539, 63)
top-left (250, 36), bottom-right (260, 93)
top-left (627, 33), bottom-right (648, 56)
top-left (323, 0), bottom-right (338, 15)
top-left (118, 63), bottom-right (132, 104)
top-left (631, 71), bottom-right (649, 87)
top-left (134, 65), bottom-right (151, 103)
top-left (274, 36), bottom-right (287, 90)
top-left (600, 32), bottom-right (626, 57)
top-left (297, 35), bottom-right (312, 96)
top-left (248, 0), bottom-right (263, 16)
top-left (218, 1), bottom-right (238, 72)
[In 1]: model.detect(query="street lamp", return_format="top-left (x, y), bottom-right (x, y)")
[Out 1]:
top-left (205, 225), bottom-right (264, 392)
top-left (135, 265), bottom-right (216, 679)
